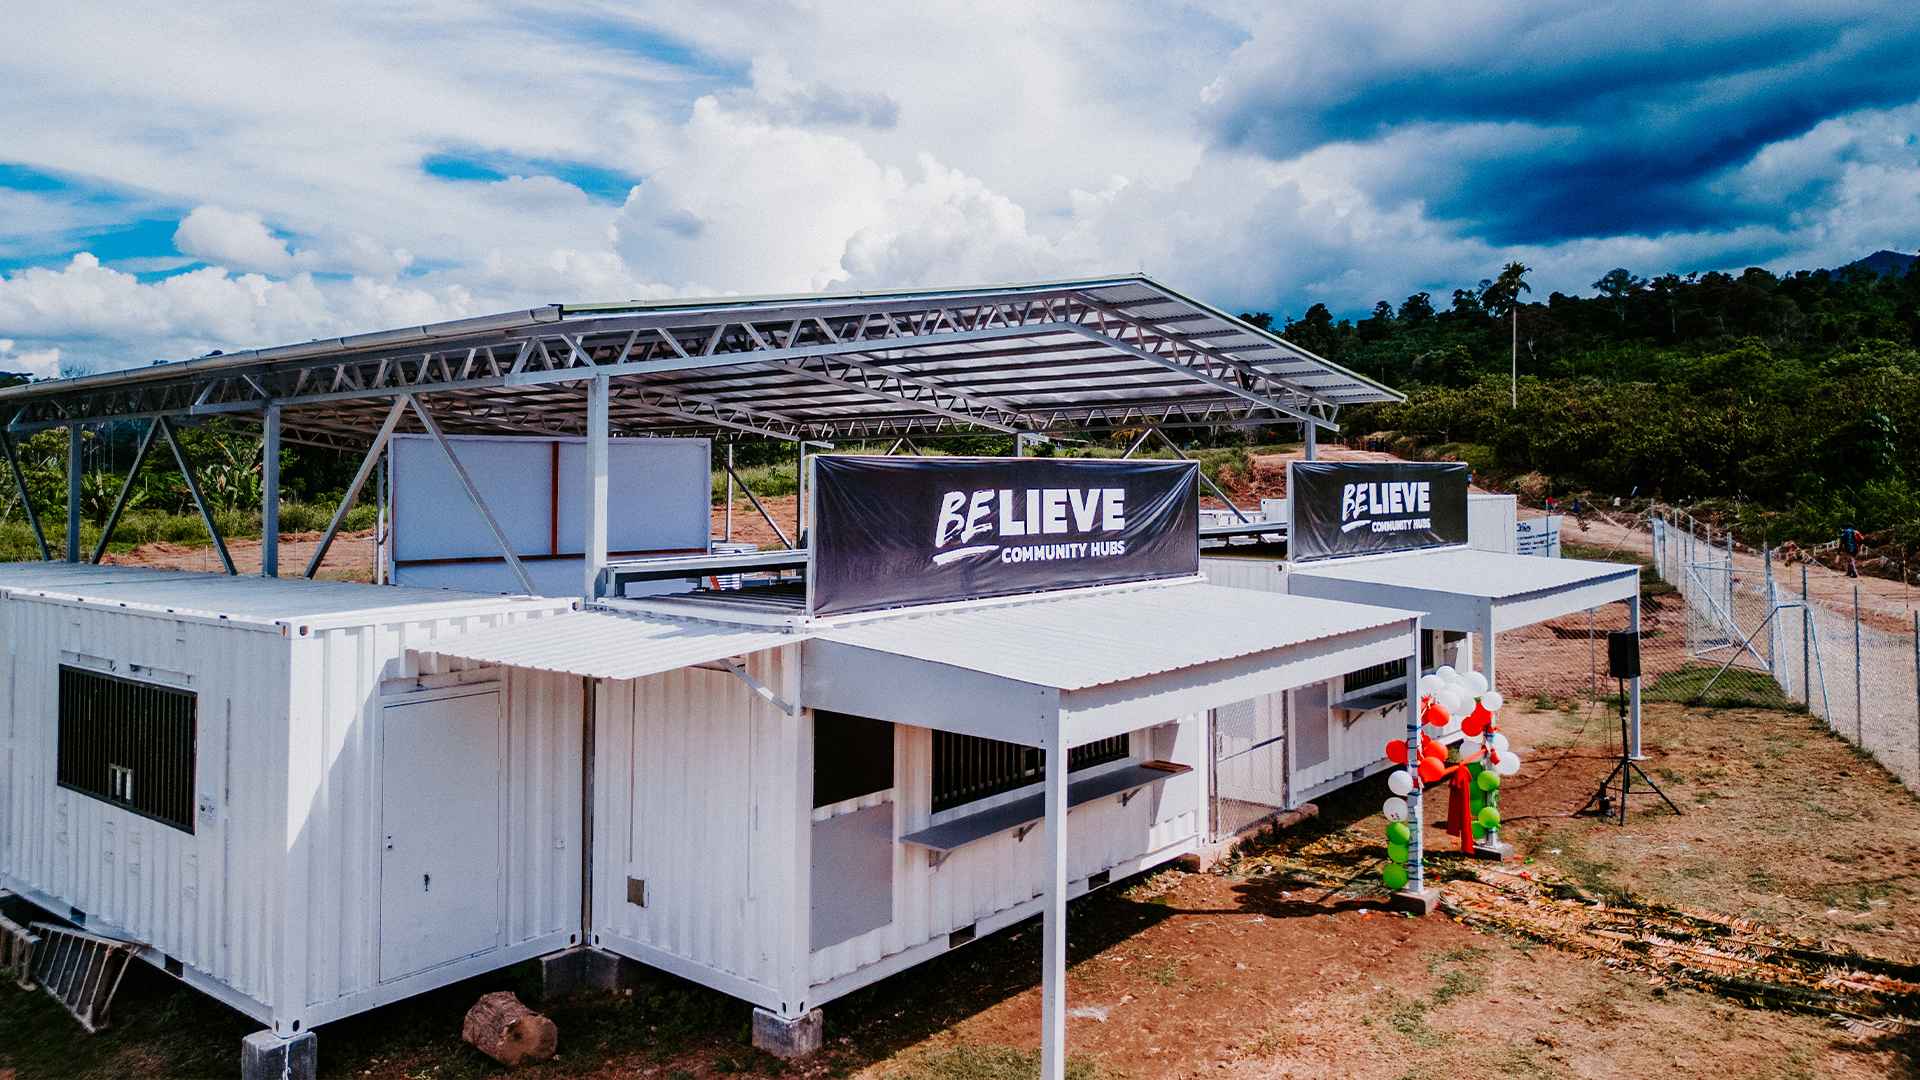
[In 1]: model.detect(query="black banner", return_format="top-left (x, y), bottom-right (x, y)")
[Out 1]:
top-left (1289, 461), bottom-right (1469, 562)
top-left (810, 456), bottom-right (1199, 616)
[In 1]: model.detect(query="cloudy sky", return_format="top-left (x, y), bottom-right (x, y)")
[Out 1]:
top-left (3, 1), bottom-right (1918, 376)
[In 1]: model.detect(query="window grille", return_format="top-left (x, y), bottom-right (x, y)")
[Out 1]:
top-left (931, 732), bottom-right (1129, 812)
top-left (1343, 658), bottom-right (1408, 694)
top-left (57, 666), bottom-right (197, 833)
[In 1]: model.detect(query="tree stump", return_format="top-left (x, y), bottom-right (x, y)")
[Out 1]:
top-left (462, 991), bottom-right (558, 1066)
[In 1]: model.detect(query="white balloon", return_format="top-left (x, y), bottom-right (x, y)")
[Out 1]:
top-left (1383, 797), bottom-right (1409, 821)
top-left (1493, 752), bottom-right (1522, 776)
top-left (1435, 665), bottom-right (1458, 683)
top-left (1418, 674), bottom-right (1443, 697)
top-left (1490, 731), bottom-right (1510, 753)
top-left (1482, 690), bottom-right (1505, 712)
top-left (1463, 671), bottom-right (1489, 696)
top-left (1387, 770), bottom-right (1414, 796)
top-left (1439, 689), bottom-right (1468, 717)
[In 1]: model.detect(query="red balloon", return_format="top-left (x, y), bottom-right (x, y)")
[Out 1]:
top-left (1422, 704), bottom-right (1451, 729)
top-left (1385, 739), bottom-right (1408, 764)
top-left (1460, 714), bottom-right (1486, 737)
top-left (1420, 734), bottom-right (1442, 759)
top-left (1418, 755), bottom-right (1446, 783)
top-left (1469, 703), bottom-right (1493, 727)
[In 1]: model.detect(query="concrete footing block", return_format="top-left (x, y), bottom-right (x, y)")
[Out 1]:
top-left (751, 1007), bottom-right (823, 1059)
top-left (537, 946), bottom-right (657, 1002)
top-left (1471, 840), bottom-right (1515, 861)
top-left (241, 1029), bottom-right (317, 1080)
top-left (1387, 886), bottom-right (1442, 916)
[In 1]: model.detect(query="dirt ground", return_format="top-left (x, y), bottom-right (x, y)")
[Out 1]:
top-left (7, 700), bottom-right (1917, 1079)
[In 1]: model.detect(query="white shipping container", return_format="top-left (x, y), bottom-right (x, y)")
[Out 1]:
top-left (0, 565), bottom-right (578, 1035)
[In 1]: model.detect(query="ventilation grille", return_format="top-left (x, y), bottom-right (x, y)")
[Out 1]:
top-left (931, 732), bottom-right (1130, 812)
top-left (57, 666), bottom-right (197, 833)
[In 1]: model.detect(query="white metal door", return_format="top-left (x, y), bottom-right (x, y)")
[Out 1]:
top-left (380, 690), bottom-right (503, 981)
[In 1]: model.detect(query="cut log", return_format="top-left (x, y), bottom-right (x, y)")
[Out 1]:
top-left (462, 991), bottom-right (558, 1066)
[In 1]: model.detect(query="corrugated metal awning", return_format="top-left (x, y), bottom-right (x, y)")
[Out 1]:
top-left (814, 582), bottom-right (1418, 691)
top-left (1286, 547), bottom-right (1639, 633)
top-left (420, 610), bottom-right (805, 681)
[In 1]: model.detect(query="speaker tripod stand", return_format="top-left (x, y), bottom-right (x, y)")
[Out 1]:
top-left (1579, 678), bottom-right (1682, 825)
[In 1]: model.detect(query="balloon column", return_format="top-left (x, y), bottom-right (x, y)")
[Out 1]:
top-left (1379, 667), bottom-right (1520, 891)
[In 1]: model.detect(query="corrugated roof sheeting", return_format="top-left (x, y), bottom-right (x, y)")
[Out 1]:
top-left (815, 582), bottom-right (1418, 690)
top-left (0, 563), bottom-right (563, 622)
top-left (421, 610), bottom-right (803, 681)
top-left (1289, 547), bottom-right (1638, 599)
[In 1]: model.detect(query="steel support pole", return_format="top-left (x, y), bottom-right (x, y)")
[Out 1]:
top-left (261, 402), bottom-right (281, 578)
top-left (1304, 418), bottom-right (1316, 460)
top-left (65, 423), bottom-right (81, 562)
top-left (584, 376), bottom-right (610, 600)
top-left (91, 418), bottom-right (162, 564)
top-left (1404, 622), bottom-right (1425, 891)
top-left (159, 417), bottom-right (236, 575)
top-left (305, 396), bottom-right (408, 578)
top-left (2, 429), bottom-right (50, 561)
top-left (1039, 720), bottom-right (1069, 1080)
top-left (581, 676), bottom-right (597, 947)
top-left (1912, 611), bottom-right (1918, 779)
top-left (408, 397), bottom-right (537, 596)
top-left (725, 443), bottom-right (734, 543)
top-left (1629, 595), bottom-right (1643, 759)
top-left (1856, 586), bottom-right (1864, 743)
top-left (1803, 564), bottom-right (1811, 708)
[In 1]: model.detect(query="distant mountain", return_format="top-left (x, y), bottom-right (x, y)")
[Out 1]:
top-left (1832, 250), bottom-right (1915, 278)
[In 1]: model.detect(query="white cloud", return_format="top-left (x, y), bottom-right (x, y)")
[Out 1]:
top-left (0, 339), bottom-right (62, 379)
top-left (0, 0), bottom-right (1917, 373)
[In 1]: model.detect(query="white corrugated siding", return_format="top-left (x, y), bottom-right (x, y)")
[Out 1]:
top-left (594, 646), bottom-right (804, 1007)
top-left (1199, 556), bottom-right (1286, 594)
top-left (0, 586), bottom-right (578, 1024)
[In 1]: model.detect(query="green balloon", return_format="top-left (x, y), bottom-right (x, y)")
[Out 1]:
top-left (1473, 824), bottom-right (1488, 838)
top-left (1386, 820), bottom-right (1411, 845)
top-left (1477, 771), bottom-right (1501, 792)
top-left (1387, 842), bottom-right (1408, 863)
top-left (1478, 806), bottom-right (1501, 829)
top-left (1382, 863), bottom-right (1409, 890)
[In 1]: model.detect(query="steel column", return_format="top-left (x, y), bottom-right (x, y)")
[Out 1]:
top-left (158, 417), bottom-right (236, 575)
top-left (407, 397), bottom-right (538, 596)
top-left (262, 402), bottom-right (281, 577)
top-left (90, 418), bottom-right (162, 563)
top-left (1, 429), bottom-right (50, 560)
top-left (305, 396), bottom-right (409, 578)
top-left (1304, 418), bottom-right (1316, 460)
top-left (584, 376), bottom-right (609, 600)
top-left (1404, 620), bottom-right (1426, 891)
top-left (65, 424), bottom-right (81, 562)
top-left (1039, 719), bottom-right (1069, 1080)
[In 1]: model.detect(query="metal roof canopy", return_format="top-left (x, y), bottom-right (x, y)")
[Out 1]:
top-left (0, 276), bottom-right (1398, 448)
top-left (422, 580), bottom-right (1423, 748)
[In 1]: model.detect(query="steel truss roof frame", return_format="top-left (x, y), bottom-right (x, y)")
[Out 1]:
top-left (0, 277), bottom-right (1400, 447)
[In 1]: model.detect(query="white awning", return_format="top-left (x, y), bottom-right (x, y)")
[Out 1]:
top-left (419, 611), bottom-right (805, 681)
top-left (1285, 547), bottom-right (1639, 633)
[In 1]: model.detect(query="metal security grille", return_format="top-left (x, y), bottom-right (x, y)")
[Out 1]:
top-left (931, 732), bottom-right (1129, 812)
top-left (56, 666), bottom-right (197, 833)
top-left (1344, 658), bottom-right (1407, 694)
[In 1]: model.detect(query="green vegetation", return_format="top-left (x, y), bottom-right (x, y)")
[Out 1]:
top-left (1252, 260), bottom-right (1920, 551)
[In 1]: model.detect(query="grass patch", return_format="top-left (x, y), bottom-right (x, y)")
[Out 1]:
top-left (879, 1042), bottom-right (1122, 1080)
top-left (1643, 663), bottom-right (1790, 709)
top-left (0, 502), bottom-right (377, 562)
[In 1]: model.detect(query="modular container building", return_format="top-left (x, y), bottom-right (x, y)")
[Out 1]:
top-left (0, 563), bottom-right (576, 1036)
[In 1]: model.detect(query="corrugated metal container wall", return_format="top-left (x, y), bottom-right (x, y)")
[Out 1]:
top-left (808, 719), bottom-right (1205, 991)
top-left (1289, 683), bottom-right (1397, 800)
top-left (1199, 557), bottom-right (1285, 593)
top-left (593, 645), bottom-right (805, 1011)
top-left (2, 595), bottom-right (289, 1010)
top-left (1, 590), bottom-right (578, 1025)
top-left (285, 606), bottom-right (581, 1016)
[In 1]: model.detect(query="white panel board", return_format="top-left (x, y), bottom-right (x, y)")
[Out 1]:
top-left (1516, 515), bottom-right (1562, 557)
top-left (1468, 495), bottom-right (1517, 554)
top-left (390, 434), bottom-right (711, 596)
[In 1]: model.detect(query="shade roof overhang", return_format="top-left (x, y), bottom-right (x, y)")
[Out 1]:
top-left (425, 581), bottom-right (1422, 748)
top-left (0, 276), bottom-right (1400, 450)
top-left (1285, 547), bottom-right (1640, 634)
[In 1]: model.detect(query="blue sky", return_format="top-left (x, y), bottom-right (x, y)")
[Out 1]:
top-left (2, 1), bottom-right (1918, 375)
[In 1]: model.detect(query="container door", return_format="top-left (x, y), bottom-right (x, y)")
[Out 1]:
top-left (380, 690), bottom-right (503, 982)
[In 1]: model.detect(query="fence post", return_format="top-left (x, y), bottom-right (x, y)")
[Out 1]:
top-left (1856, 585), bottom-right (1864, 744)
top-left (1913, 610), bottom-right (1918, 784)
top-left (1803, 563), bottom-right (1811, 709)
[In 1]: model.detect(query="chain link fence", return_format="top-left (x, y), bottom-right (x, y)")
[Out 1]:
top-left (1478, 509), bottom-right (1920, 792)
